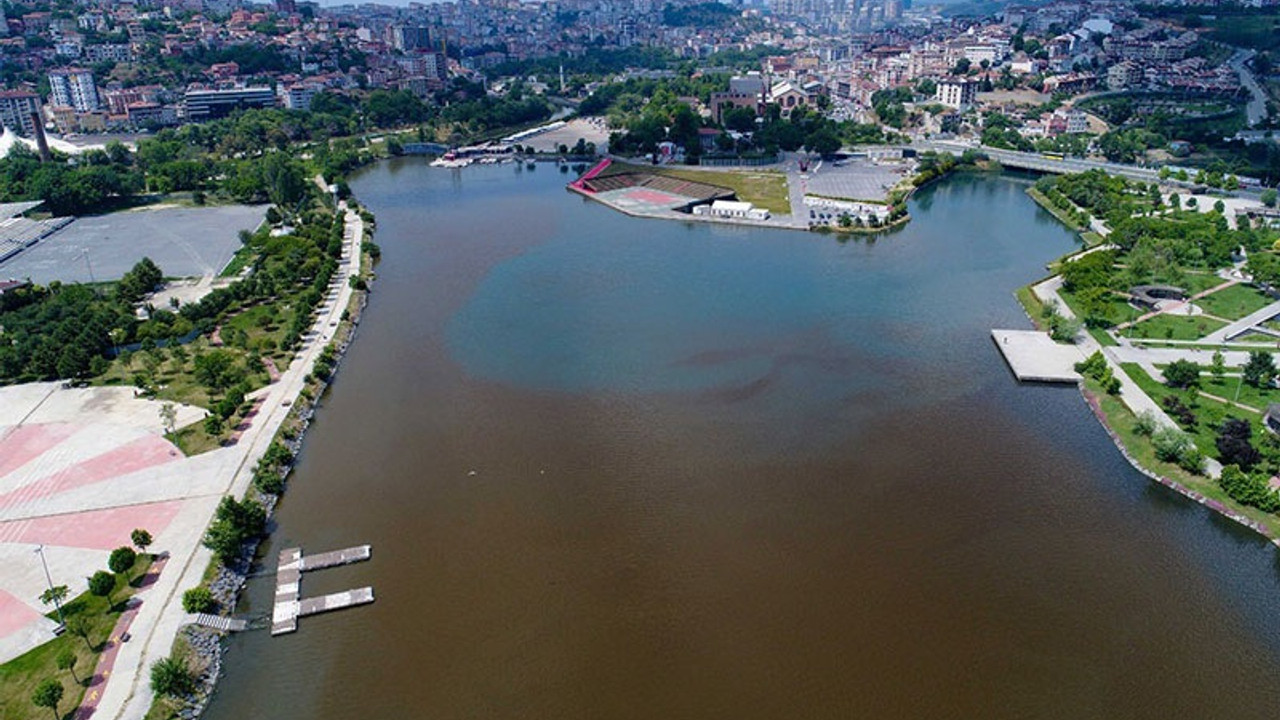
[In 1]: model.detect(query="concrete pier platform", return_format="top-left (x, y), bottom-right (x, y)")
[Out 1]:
top-left (271, 545), bottom-right (373, 636)
top-left (298, 587), bottom-right (375, 617)
top-left (992, 329), bottom-right (1086, 383)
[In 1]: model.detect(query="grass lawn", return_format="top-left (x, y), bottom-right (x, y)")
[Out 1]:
top-left (1130, 313), bottom-right (1226, 341)
top-left (1014, 284), bottom-right (1047, 327)
top-left (0, 558), bottom-right (154, 720)
top-left (1194, 283), bottom-right (1273, 321)
top-left (606, 161), bottom-right (791, 215)
top-left (1026, 187), bottom-right (1087, 231)
top-left (1089, 371), bottom-right (1280, 537)
top-left (1121, 363), bottom-right (1259, 456)
top-left (1231, 332), bottom-right (1280, 345)
top-left (1201, 375), bottom-right (1280, 413)
top-left (1180, 271), bottom-right (1229, 296)
top-left (1080, 231), bottom-right (1106, 247)
top-left (172, 420), bottom-right (223, 456)
top-left (219, 245), bottom-right (256, 278)
top-left (1088, 326), bottom-right (1118, 346)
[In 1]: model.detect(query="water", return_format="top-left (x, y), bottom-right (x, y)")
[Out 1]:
top-left (203, 162), bottom-right (1280, 720)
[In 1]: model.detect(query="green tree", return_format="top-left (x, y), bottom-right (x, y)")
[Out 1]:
top-left (108, 546), bottom-right (137, 575)
top-left (64, 614), bottom-right (92, 650)
top-left (88, 570), bottom-right (115, 606)
top-left (1210, 351), bottom-right (1226, 381)
top-left (132, 528), bottom-right (153, 554)
top-left (1243, 350), bottom-right (1276, 387)
top-left (193, 350), bottom-right (244, 392)
top-left (1163, 359), bottom-right (1201, 388)
top-left (150, 656), bottom-right (197, 698)
top-left (56, 647), bottom-right (79, 685)
top-left (1262, 188), bottom-right (1278, 208)
top-left (31, 678), bottom-right (63, 720)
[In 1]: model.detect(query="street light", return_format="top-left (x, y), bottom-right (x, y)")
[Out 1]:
top-left (33, 544), bottom-right (65, 630)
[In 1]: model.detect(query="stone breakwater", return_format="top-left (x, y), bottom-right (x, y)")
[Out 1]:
top-left (1081, 389), bottom-right (1280, 546)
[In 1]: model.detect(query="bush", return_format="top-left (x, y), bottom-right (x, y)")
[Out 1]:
top-left (182, 586), bottom-right (217, 614)
top-left (150, 656), bottom-right (196, 698)
top-left (1149, 425), bottom-right (1204, 473)
top-left (1134, 410), bottom-right (1159, 437)
top-left (108, 546), bottom-right (137, 575)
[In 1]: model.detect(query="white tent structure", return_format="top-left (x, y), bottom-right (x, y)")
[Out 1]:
top-left (0, 126), bottom-right (106, 157)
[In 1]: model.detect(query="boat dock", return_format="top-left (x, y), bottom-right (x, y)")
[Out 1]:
top-left (272, 545), bottom-right (374, 636)
top-left (991, 329), bottom-right (1086, 383)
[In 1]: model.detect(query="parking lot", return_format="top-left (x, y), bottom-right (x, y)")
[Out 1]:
top-left (0, 204), bottom-right (266, 283)
top-left (521, 117), bottom-right (611, 154)
top-left (804, 159), bottom-right (907, 203)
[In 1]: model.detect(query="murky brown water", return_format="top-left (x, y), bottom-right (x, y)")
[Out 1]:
top-left (203, 163), bottom-right (1280, 720)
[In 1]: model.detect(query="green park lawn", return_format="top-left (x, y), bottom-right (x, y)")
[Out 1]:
top-left (1058, 288), bottom-right (1137, 327)
top-left (1120, 364), bottom-right (1259, 457)
top-left (1180, 271), bottom-right (1230, 296)
top-left (1194, 283), bottom-right (1273, 321)
top-left (1130, 313), bottom-right (1227, 341)
top-left (1090, 371), bottom-right (1280, 538)
top-left (0, 558), bottom-right (153, 720)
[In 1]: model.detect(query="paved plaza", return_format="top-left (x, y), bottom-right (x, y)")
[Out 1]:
top-left (520, 117), bottom-right (610, 153)
top-left (0, 384), bottom-right (211, 663)
top-left (0, 204), bottom-right (265, 283)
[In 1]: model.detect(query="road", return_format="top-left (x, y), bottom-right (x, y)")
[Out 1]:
top-left (95, 199), bottom-right (366, 720)
top-left (1230, 49), bottom-right (1268, 127)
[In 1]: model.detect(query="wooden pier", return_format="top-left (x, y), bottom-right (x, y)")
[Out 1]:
top-left (272, 545), bottom-right (374, 636)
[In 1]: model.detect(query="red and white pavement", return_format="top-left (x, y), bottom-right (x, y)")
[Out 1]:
top-left (0, 203), bottom-right (365, 720)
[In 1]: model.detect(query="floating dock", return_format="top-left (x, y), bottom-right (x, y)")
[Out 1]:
top-left (272, 545), bottom-right (374, 636)
top-left (991, 329), bottom-right (1086, 383)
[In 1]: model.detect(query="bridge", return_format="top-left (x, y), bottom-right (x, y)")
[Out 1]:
top-left (911, 140), bottom-right (1166, 183)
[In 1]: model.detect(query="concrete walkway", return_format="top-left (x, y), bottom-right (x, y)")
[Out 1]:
top-left (94, 200), bottom-right (366, 720)
top-left (1199, 299), bottom-right (1280, 344)
top-left (1035, 278), bottom-right (1223, 477)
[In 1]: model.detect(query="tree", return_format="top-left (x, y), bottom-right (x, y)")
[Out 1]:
top-left (108, 546), bottom-right (137, 575)
top-left (159, 402), bottom-right (177, 437)
top-left (1163, 359), bottom-right (1201, 388)
top-left (31, 678), bottom-right (63, 720)
top-left (39, 584), bottom-right (69, 614)
top-left (194, 350), bottom-right (244, 392)
top-left (204, 414), bottom-right (225, 435)
top-left (1243, 350), bottom-right (1276, 387)
top-left (1262, 188), bottom-right (1277, 208)
top-left (56, 647), bottom-right (79, 685)
top-left (131, 528), bottom-right (153, 554)
top-left (1217, 418), bottom-right (1262, 470)
top-left (64, 614), bottom-right (92, 650)
top-left (151, 656), bottom-right (197, 698)
top-left (182, 586), bottom-right (217, 614)
top-left (1211, 351), bottom-right (1226, 381)
top-left (88, 570), bottom-right (115, 606)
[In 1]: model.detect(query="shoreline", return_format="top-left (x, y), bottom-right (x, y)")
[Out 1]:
top-left (1008, 186), bottom-right (1280, 548)
top-left (114, 198), bottom-right (377, 720)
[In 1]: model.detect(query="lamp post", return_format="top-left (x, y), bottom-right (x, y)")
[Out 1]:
top-left (33, 545), bottom-right (65, 629)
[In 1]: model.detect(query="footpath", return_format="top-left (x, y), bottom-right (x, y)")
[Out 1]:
top-left (92, 199), bottom-right (365, 720)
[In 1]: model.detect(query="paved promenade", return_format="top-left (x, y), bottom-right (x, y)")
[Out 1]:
top-left (0, 199), bottom-right (367, 719)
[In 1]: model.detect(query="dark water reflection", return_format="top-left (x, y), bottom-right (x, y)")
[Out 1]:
top-left (203, 162), bottom-right (1280, 720)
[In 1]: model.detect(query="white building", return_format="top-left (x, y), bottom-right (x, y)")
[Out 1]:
top-left (48, 67), bottom-right (99, 112)
top-left (693, 200), bottom-right (770, 221)
top-left (0, 91), bottom-right (41, 137)
top-left (935, 79), bottom-right (976, 110)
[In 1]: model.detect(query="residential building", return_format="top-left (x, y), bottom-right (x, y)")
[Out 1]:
top-left (935, 79), bottom-right (976, 110)
top-left (0, 90), bottom-right (41, 137)
top-left (48, 67), bottom-right (99, 112)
